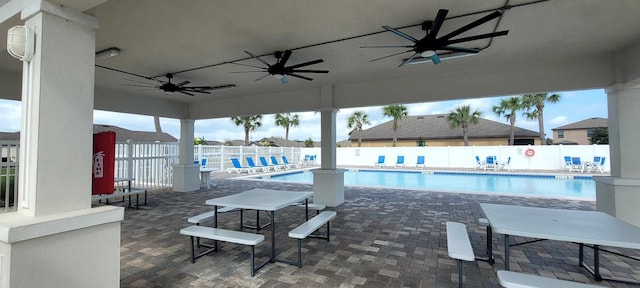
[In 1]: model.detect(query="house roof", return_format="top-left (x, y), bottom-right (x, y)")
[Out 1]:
top-left (93, 125), bottom-right (178, 142)
top-left (253, 137), bottom-right (320, 147)
top-left (0, 132), bottom-right (19, 141)
top-left (551, 117), bottom-right (608, 130)
top-left (349, 114), bottom-right (539, 141)
top-left (1, 126), bottom-right (178, 142)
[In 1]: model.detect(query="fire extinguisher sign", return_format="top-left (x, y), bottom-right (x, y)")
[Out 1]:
top-left (92, 132), bottom-right (116, 195)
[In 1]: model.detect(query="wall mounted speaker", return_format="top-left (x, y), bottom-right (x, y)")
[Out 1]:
top-left (7, 25), bottom-right (35, 62)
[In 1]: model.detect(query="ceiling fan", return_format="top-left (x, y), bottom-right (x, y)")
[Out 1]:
top-left (122, 73), bottom-right (235, 96)
top-left (232, 50), bottom-right (329, 84)
top-left (362, 9), bottom-right (509, 66)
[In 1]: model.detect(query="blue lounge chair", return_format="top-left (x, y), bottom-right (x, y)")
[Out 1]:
top-left (475, 156), bottom-right (485, 170)
top-left (394, 156), bottom-right (405, 168)
top-left (498, 157), bottom-right (512, 171)
top-left (270, 156), bottom-right (288, 170)
top-left (281, 156), bottom-right (300, 169)
top-left (246, 157), bottom-right (267, 173)
top-left (570, 157), bottom-right (584, 173)
top-left (594, 157), bottom-right (607, 173)
top-left (201, 158), bottom-right (207, 168)
top-left (374, 155), bottom-right (385, 168)
top-left (563, 156), bottom-right (572, 170)
top-left (308, 155), bottom-right (317, 165)
top-left (485, 156), bottom-right (497, 171)
top-left (227, 158), bottom-right (252, 174)
top-left (260, 156), bottom-right (280, 171)
top-left (415, 156), bottom-right (425, 169)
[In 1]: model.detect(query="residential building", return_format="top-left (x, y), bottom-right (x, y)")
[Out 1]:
top-left (0, 125), bottom-right (178, 143)
top-left (349, 114), bottom-right (540, 147)
top-left (551, 117), bottom-right (608, 145)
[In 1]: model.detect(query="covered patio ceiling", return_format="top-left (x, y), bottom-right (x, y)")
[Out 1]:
top-left (1, 0), bottom-right (640, 120)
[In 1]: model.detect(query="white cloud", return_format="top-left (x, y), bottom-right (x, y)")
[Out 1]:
top-left (0, 100), bottom-right (21, 132)
top-left (549, 116), bottom-right (568, 125)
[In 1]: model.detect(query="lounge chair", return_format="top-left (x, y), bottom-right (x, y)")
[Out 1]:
top-left (475, 156), bottom-right (485, 170)
top-left (498, 156), bottom-right (512, 171)
top-left (303, 154), bottom-right (311, 165)
top-left (260, 156), bottom-right (280, 171)
top-left (594, 157), bottom-right (607, 173)
top-left (246, 157), bottom-right (268, 173)
top-left (201, 158), bottom-right (207, 168)
top-left (374, 155), bottom-right (385, 168)
top-left (569, 157), bottom-right (584, 173)
top-left (270, 156), bottom-right (288, 170)
top-left (484, 156), bottom-right (497, 171)
top-left (227, 158), bottom-right (252, 174)
top-left (308, 155), bottom-right (317, 165)
top-left (281, 156), bottom-right (300, 169)
top-left (394, 156), bottom-right (405, 168)
top-left (563, 156), bottom-right (573, 170)
top-left (415, 156), bottom-right (425, 169)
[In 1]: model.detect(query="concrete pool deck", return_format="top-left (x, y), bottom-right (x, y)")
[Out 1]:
top-left (119, 169), bottom-right (635, 288)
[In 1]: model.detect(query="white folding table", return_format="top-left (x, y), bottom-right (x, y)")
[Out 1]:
top-left (205, 188), bottom-right (313, 269)
top-left (480, 203), bottom-right (640, 284)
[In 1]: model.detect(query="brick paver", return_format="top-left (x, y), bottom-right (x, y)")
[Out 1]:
top-left (118, 173), bottom-right (636, 287)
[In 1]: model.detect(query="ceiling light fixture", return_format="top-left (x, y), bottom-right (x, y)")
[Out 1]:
top-left (272, 74), bottom-right (284, 79)
top-left (95, 47), bottom-right (120, 59)
top-left (420, 50), bottom-right (435, 57)
top-left (404, 52), bottom-right (475, 65)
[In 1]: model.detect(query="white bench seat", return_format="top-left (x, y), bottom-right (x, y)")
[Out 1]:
top-left (287, 211), bottom-right (337, 268)
top-left (92, 188), bottom-right (148, 209)
top-left (180, 225), bottom-right (264, 276)
top-left (497, 270), bottom-right (604, 288)
top-left (446, 221), bottom-right (475, 288)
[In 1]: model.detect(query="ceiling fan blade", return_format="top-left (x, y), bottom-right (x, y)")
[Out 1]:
top-left (123, 78), bottom-right (158, 85)
top-left (280, 76), bottom-right (288, 84)
top-left (369, 49), bottom-right (414, 62)
top-left (439, 10), bottom-right (503, 42)
top-left (286, 73), bottom-right (313, 81)
top-left (231, 62), bottom-right (266, 69)
top-left (255, 73), bottom-right (272, 81)
top-left (244, 51), bottom-right (272, 68)
top-left (209, 84), bottom-right (236, 90)
top-left (439, 46), bottom-right (481, 54)
top-left (444, 30), bottom-right (509, 45)
top-left (398, 52), bottom-right (420, 67)
top-left (382, 26), bottom-right (419, 43)
top-left (178, 91), bottom-right (195, 96)
top-left (287, 59), bottom-right (324, 69)
top-left (175, 80), bottom-right (190, 87)
top-left (290, 69), bottom-right (329, 73)
top-left (431, 53), bottom-right (441, 65)
top-left (279, 50), bottom-right (292, 65)
top-left (427, 9), bottom-right (449, 41)
top-left (183, 85), bottom-right (214, 89)
top-left (230, 70), bottom-right (267, 73)
top-left (360, 45), bottom-right (415, 48)
top-left (121, 83), bottom-right (158, 88)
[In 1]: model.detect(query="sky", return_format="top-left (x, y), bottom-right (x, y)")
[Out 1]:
top-left (0, 89), bottom-right (607, 142)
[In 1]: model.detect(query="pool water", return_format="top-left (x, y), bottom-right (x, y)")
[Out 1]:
top-left (258, 170), bottom-right (595, 198)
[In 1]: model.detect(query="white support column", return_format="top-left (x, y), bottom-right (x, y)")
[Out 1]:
top-left (173, 119), bottom-right (199, 192)
top-left (0, 3), bottom-right (123, 288)
top-left (595, 83), bottom-right (640, 226)
top-left (312, 86), bottom-right (344, 206)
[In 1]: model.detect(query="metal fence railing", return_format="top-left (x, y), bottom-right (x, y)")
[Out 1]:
top-left (1, 141), bottom-right (19, 213)
top-left (196, 145), bottom-right (303, 171)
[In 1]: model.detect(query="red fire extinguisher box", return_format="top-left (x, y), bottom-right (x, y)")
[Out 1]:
top-left (92, 131), bottom-right (116, 195)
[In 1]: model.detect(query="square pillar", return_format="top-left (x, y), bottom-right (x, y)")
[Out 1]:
top-left (173, 119), bottom-right (199, 192)
top-left (595, 83), bottom-right (640, 226)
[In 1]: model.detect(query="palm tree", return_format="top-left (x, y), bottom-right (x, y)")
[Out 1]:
top-left (492, 97), bottom-right (525, 145)
top-left (522, 93), bottom-right (561, 145)
top-left (274, 113), bottom-right (299, 140)
top-left (153, 116), bottom-right (162, 133)
top-left (382, 104), bottom-right (408, 147)
top-left (347, 111), bottom-right (370, 147)
top-left (447, 105), bottom-right (482, 146)
top-left (231, 115), bottom-right (263, 145)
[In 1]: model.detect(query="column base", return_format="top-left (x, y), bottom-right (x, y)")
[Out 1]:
top-left (312, 169), bottom-right (345, 207)
top-left (595, 176), bottom-right (640, 227)
top-left (172, 164), bottom-right (200, 192)
top-left (0, 206), bottom-right (124, 288)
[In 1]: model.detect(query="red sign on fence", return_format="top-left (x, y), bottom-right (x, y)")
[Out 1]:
top-left (92, 131), bottom-right (115, 195)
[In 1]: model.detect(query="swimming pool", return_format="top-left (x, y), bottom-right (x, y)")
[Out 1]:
top-left (255, 170), bottom-right (595, 198)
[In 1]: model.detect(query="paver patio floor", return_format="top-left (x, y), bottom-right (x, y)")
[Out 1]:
top-left (119, 175), bottom-right (638, 287)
